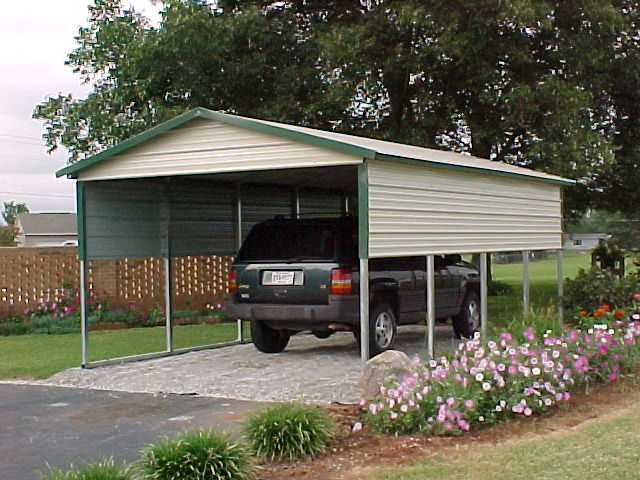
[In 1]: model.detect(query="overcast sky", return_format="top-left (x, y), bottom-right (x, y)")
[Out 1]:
top-left (0, 0), bottom-right (161, 215)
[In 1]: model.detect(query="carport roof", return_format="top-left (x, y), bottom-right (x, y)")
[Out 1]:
top-left (56, 107), bottom-right (573, 185)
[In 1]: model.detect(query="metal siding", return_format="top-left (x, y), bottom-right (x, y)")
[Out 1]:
top-left (84, 180), bottom-right (165, 259)
top-left (76, 118), bottom-right (362, 181)
top-left (367, 161), bottom-right (563, 257)
top-left (298, 189), bottom-right (345, 217)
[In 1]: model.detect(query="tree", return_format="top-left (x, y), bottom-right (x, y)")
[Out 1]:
top-left (34, 0), bottom-right (640, 216)
top-left (2, 201), bottom-right (29, 226)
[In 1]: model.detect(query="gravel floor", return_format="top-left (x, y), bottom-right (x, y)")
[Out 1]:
top-left (43, 325), bottom-right (461, 404)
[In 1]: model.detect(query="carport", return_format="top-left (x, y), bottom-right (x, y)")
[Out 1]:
top-left (57, 107), bottom-right (573, 369)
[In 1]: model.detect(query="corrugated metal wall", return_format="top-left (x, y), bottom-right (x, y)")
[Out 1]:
top-left (367, 160), bottom-right (563, 257)
top-left (76, 118), bottom-right (362, 181)
top-left (82, 178), bottom-right (347, 259)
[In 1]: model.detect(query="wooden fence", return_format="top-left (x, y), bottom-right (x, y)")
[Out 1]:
top-left (0, 247), bottom-right (232, 317)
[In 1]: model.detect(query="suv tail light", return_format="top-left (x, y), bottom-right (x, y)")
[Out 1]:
top-left (330, 268), bottom-right (352, 295)
top-left (228, 268), bottom-right (237, 293)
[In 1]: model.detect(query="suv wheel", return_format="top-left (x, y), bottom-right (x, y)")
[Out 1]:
top-left (369, 302), bottom-right (397, 356)
top-left (453, 291), bottom-right (481, 339)
top-left (250, 320), bottom-right (290, 353)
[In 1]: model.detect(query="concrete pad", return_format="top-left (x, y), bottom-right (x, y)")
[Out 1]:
top-left (43, 325), bottom-right (461, 404)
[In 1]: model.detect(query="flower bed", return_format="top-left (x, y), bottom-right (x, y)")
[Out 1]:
top-left (361, 309), bottom-right (640, 436)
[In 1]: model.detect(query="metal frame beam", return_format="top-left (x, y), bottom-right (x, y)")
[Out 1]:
top-left (522, 250), bottom-right (530, 314)
top-left (556, 249), bottom-right (564, 321)
top-left (480, 253), bottom-right (488, 340)
top-left (426, 255), bottom-right (435, 358)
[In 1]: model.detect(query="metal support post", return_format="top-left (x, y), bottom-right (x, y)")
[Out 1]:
top-left (522, 250), bottom-right (530, 315)
top-left (164, 257), bottom-right (173, 352)
top-left (79, 260), bottom-right (89, 367)
top-left (480, 253), bottom-right (488, 340)
top-left (236, 319), bottom-right (243, 342)
top-left (556, 249), bottom-right (564, 321)
top-left (235, 183), bottom-right (243, 250)
top-left (359, 258), bottom-right (370, 368)
top-left (426, 255), bottom-right (435, 358)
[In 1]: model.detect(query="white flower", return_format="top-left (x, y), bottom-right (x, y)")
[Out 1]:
top-left (482, 382), bottom-right (491, 392)
top-left (475, 373), bottom-right (484, 382)
top-left (532, 367), bottom-right (541, 376)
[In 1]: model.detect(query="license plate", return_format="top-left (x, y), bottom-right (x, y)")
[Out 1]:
top-left (263, 271), bottom-right (296, 286)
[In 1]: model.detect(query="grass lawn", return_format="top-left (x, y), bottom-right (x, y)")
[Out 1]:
top-left (488, 252), bottom-right (591, 329)
top-left (0, 322), bottom-right (249, 379)
top-left (376, 397), bottom-right (640, 480)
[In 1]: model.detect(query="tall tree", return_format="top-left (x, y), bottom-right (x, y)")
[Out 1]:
top-left (34, 0), bottom-right (639, 216)
top-left (2, 201), bottom-right (29, 226)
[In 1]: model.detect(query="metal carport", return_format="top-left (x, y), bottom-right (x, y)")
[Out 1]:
top-left (57, 107), bottom-right (573, 368)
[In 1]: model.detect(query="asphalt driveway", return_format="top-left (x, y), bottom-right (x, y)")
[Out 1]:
top-left (0, 384), bottom-right (260, 480)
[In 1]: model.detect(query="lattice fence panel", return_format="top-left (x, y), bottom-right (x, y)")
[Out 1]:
top-left (0, 248), bottom-right (233, 316)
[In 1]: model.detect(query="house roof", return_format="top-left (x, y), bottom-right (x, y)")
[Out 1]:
top-left (16, 213), bottom-right (77, 236)
top-left (56, 107), bottom-right (574, 185)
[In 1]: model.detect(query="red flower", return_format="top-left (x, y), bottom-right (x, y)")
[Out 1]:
top-left (601, 304), bottom-right (610, 311)
top-left (613, 309), bottom-right (625, 319)
top-left (578, 310), bottom-right (588, 317)
top-left (594, 308), bottom-right (606, 317)
top-left (633, 292), bottom-right (640, 300)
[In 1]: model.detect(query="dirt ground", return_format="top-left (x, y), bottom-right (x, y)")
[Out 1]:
top-left (255, 376), bottom-right (640, 480)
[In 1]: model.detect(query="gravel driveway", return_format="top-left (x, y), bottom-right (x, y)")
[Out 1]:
top-left (43, 325), bottom-right (460, 404)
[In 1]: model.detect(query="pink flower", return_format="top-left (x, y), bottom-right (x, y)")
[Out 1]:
top-left (523, 408), bottom-right (533, 416)
top-left (352, 422), bottom-right (363, 433)
top-left (608, 373), bottom-right (618, 381)
top-left (464, 399), bottom-right (474, 409)
top-left (389, 412), bottom-right (398, 420)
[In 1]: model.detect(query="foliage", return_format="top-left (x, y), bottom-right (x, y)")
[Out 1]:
top-left (140, 429), bottom-right (254, 480)
top-left (361, 318), bottom-right (640, 435)
top-left (488, 280), bottom-right (514, 297)
top-left (37, 458), bottom-right (133, 480)
top-left (33, 1), bottom-right (640, 215)
top-left (565, 210), bottom-right (640, 250)
top-left (2, 201), bottom-right (29, 226)
top-left (242, 402), bottom-right (337, 460)
top-left (563, 267), bottom-right (639, 313)
top-left (0, 225), bottom-right (18, 246)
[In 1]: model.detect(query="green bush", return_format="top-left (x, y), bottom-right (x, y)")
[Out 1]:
top-left (31, 314), bottom-right (80, 335)
top-left (488, 280), bottom-right (514, 296)
top-left (0, 321), bottom-right (30, 336)
top-left (242, 402), bottom-right (337, 460)
top-left (37, 458), bottom-right (133, 480)
top-left (563, 267), bottom-right (639, 312)
top-left (140, 429), bottom-right (254, 480)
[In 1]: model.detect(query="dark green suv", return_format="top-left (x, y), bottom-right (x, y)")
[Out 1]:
top-left (225, 216), bottom-right (480, 355)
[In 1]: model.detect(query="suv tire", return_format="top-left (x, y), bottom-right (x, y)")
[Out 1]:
top-left (369, 302), bottom-right (397, 356)
top-left (452, 291), bottom-right (481, 339)
top-left (250, 320), bottom-right (290, 353)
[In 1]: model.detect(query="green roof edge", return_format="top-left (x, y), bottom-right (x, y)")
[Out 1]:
top-left (56, 107), bottom-right (376, 178)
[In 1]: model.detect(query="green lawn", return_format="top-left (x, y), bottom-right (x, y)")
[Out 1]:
top-left (488, 252), bottom-right (592, 329)
top-left (376, 398), bottom-right (640, 480)
top-left (0, 322), bottom-right (249, 379)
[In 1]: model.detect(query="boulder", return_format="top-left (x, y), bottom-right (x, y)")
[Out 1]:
top-left (357, 350), bottom-right (415, 399)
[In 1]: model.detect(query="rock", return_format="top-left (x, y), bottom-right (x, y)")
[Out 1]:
top-left (357, 350), bottom-right (415, 399)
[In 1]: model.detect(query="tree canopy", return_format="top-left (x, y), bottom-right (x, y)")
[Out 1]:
top-left (34, 0), bottom-right (640, 216)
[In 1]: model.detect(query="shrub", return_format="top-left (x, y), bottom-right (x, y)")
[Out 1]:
top-left (488, 280), bottom-right (514, 297)
top-left (31, 314), bottom-right (79, 335)
top-left (37, 458), bottom-right (133, 480)
top-left (563, 267), bottom-right (638, 312)
top-left (242, 403), bottom-right (337, 460)
top-left (140, 429), bottom-right (254, 480)
top-left (0, 321), bottom-right (30, 336)
top-left (361, 318), bottom-right (640, 435)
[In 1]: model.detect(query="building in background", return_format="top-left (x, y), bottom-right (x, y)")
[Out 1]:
top-left (15, 213), bottom-right (77, 247)
top-left (562, 233), bottom-right (611, 251)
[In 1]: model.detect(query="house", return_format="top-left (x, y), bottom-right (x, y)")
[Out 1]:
top-left (15, 213), bottom-right (78, 247)
top-left (562, 233), bottom-right (611, 251)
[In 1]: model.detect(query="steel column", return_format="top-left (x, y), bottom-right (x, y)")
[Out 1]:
top-left (236, 319), bottom-right (243, 342)
top-left (79, 260), bottom-right (89, 367)
top-left (426, 255), bottom-right (435, 358)
top-left (235, 183), bottom-right (243, 250)
top-left (359, 258), bottom-right (370, 368)
top-left (556, 249), bottom-right (564, 321)
top-left (522, 250), bottom-right (530, 314)
top-left (480, 253), bottom-right (488, 340)
top-left (164, 257), bottom-right (173, 352)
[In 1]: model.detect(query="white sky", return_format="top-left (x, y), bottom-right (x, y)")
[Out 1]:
top-left (0, 0), bottom-right (161, 215)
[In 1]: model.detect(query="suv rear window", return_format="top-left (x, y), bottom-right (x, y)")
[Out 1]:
top-left (236, 222), bottom-right (338, 261)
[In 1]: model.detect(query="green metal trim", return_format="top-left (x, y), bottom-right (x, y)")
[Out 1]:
top-left (76, 182), bottom-right (86, 261)
top-left (373, 153), bottom-right (574, 186)
top-left (56, 107), bottom-right (374, 178)
top-left (357, 163), bottom-right (369, 259)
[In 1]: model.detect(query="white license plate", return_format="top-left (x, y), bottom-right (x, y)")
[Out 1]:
top-left (264, 271), bottom-right (296, 286)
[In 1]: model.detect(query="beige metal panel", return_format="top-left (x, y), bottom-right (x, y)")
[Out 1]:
top-left (367, 160), bottom-right (563, 256)
top-left (77, 118), bottom-right (362, 181)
